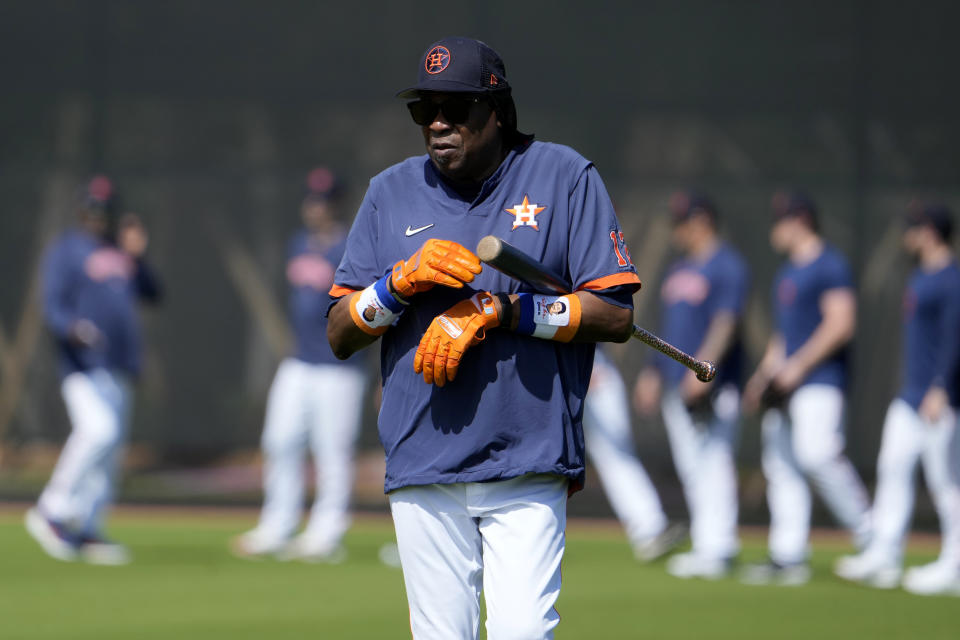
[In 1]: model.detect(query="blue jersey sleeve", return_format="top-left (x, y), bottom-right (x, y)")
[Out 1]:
top-left (565, 165), bottom-right (641, 295)
top-left (932, 270), bottom-right (960, 390)
top-left (41, 238), bottom-right (77, 338)
top-left (821, 250), bottom-right (854, 292)
top-left (331, 184), bottom-right (384, 296)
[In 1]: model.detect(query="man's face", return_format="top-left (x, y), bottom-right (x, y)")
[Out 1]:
top-left (79, 208), bottom-right (111, 239)
top-left (902, 225), bottom-right (926, 257)
top-left (302, 200), bottom-right (333, 232)
top-left (769, 217), bottom-right (794, 253)
top-left (416, 92), bottom-right (501, 184)
top-left (671, 219), bottom-right (691, 251)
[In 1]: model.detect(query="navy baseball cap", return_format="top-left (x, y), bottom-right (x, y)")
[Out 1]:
top-left (81, 175), bottom-right (119, 214)
top-left (303, 166), bottom-right (342, 203)
top-left (772, 190), bottom-right (819, 227)
top-left (669, 190), bottom-right (718, 224)
top-left (397, 37), bottom-right (510, 99)
top-left (905, 201), bottom-right (954, 241)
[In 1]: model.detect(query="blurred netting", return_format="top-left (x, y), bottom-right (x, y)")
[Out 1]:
top-left (1, 1), bottom-right (958, 503)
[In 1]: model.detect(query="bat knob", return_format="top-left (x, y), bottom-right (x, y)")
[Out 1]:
top-left (696, 361), bottom-right (717, 383)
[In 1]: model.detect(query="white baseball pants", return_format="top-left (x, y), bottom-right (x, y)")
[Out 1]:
top-left (389, 474), bottom-right (567, 640)
top-left (868, 399), bottom-right (960, 566)
top-left (38, 368), bottom-right (131, 535)
top-left (761, 384), bottom-right (871, 565)
top-left (583, 359), bottom-right (667, 545)
top-left (661, 385), bottom-right (741, 560)
top-left (255, 358), bottom-right (366, 547)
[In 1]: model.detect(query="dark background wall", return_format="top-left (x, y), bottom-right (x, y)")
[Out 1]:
top-left (1, 1), bottom-right (959, 489)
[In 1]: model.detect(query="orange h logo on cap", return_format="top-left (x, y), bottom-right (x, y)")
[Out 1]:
top-left (425, 46), bottom-right (451, 74)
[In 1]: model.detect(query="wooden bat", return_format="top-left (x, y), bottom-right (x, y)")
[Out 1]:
top-left (476, 235), bottom-right (717, 382)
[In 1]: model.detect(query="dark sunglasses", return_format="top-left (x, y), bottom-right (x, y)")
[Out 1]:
top-left (406, 95), bottom-right (486, 126)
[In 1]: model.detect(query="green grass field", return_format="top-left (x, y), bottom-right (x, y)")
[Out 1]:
top-left (0, 507), bottom-right (956, 639)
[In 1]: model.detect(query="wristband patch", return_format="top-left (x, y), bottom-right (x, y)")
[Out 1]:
top-left (516, 293), bottom-right (581, 341)
top-left (533, 296), bottom-right (572, 326)
top-left (351, 275), bottom-right (404, 333)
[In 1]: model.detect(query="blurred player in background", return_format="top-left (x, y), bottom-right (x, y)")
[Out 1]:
top-left (231, 168), bottom-right (367, 562)
top-left (741, 191), bottom-right (871, 586)
top-left (633, 191), bottom-right (749, 579)
top-left (583, 346), bottom-right (686, 562)
top-left (327, 36), bottom-right (641, 639)
top-left (26, 175), bottom-right (162, 565)
top-left (835, 203), bottom-right (960, 595)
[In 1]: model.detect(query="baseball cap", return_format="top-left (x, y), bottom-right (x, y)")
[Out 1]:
top-left (397, 37), bottom-right (510, 99)
top-left (81, 175), bottom-right (119, 214)
top-left (771, 190), bottom-right (819, 228)
top-left (303, 166), bottom-right (342, 203)
top-left (905, 201), bottom-right (954, 241)
top-left (669, 189), bottom-right (718, 225)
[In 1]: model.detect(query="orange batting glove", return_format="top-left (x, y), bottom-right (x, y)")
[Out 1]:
top-left (414, 292), bottom-right (501, 387)
top-left (391, 239), bottom-right (482, 299)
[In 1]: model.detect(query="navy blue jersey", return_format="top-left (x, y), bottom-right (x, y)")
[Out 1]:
top-left (332, 141), bottom-right (641, 492)
top-left (286, 229), bottom-right (359, 367)
top-left (773, 245), bottom-right (853, 389)
top-left (41, 229), bottom-right (161, 378)
top-left (657, 244), bottom-right (749, 389)
top-left (899, 260), bottom-right (960, 409)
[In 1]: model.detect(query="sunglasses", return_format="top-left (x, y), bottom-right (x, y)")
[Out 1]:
top-left (406, 95), bottom-right (486, 126)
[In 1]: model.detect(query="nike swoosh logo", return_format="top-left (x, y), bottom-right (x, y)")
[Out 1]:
top-left (405, 224), bottom-right (435, 237)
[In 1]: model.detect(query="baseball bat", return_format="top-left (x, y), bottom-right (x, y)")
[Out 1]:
top-left (476, 235), bottom-right (717, 383)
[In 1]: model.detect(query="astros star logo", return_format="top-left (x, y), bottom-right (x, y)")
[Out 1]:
top-left (505, 195), bottom-right (546, 230)
top-left (425, 46), bottom-right (451, 74)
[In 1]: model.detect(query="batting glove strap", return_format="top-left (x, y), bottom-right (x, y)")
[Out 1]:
top-left (348, 274), bottom-right (406, 336)
top-left (515, 293), bottom-right (581, 343)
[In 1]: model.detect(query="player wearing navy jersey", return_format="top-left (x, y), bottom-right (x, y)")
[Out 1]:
top-left (26, 176), bottom-right (161, 565)
top-left (835, 203), bottom-right (960, 595)
top-left (584, 346), bottom-right (686, 562)
top-left (633, 192), bottom-right (749, 579)
top-left (327, 37), bottom-right (640, 639)
top-left (232, 169), bottom-right (367, 562)
top-left (741, 192), bottom-right (871, 586)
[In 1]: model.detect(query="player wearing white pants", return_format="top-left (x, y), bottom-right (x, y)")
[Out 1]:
top-left (742, 191), bottom-right (871, 585)
top-left (32, 369), bottom-right (132, 560)
top-left (760, 385), bottom-right (871, 567)
top-left (233, 168), bottom-right (367, 561)
top-left (634, 192), bottom-right (750, 579)
top-left (27, 176), bottom-right (161, 565)
top-left (390, 474), bottom-right (567, 640)
top-left (328, 36), bottom-right (644, 639)
top-left (583, 348), bottom-right (683, 561)
top-left (835, 203), bottom-right (960, 595)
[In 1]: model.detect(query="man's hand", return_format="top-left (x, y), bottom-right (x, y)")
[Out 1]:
top-left (391, 239), bottom-right (482, 299)
top-left (414, 292), bottom-right (501, 387)
top-left (920, 386), bottom-right (949, 423)
top-left (770, 358), bottom-right (807, 396)
top-left (68, 319), bottom-right (103, 348)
